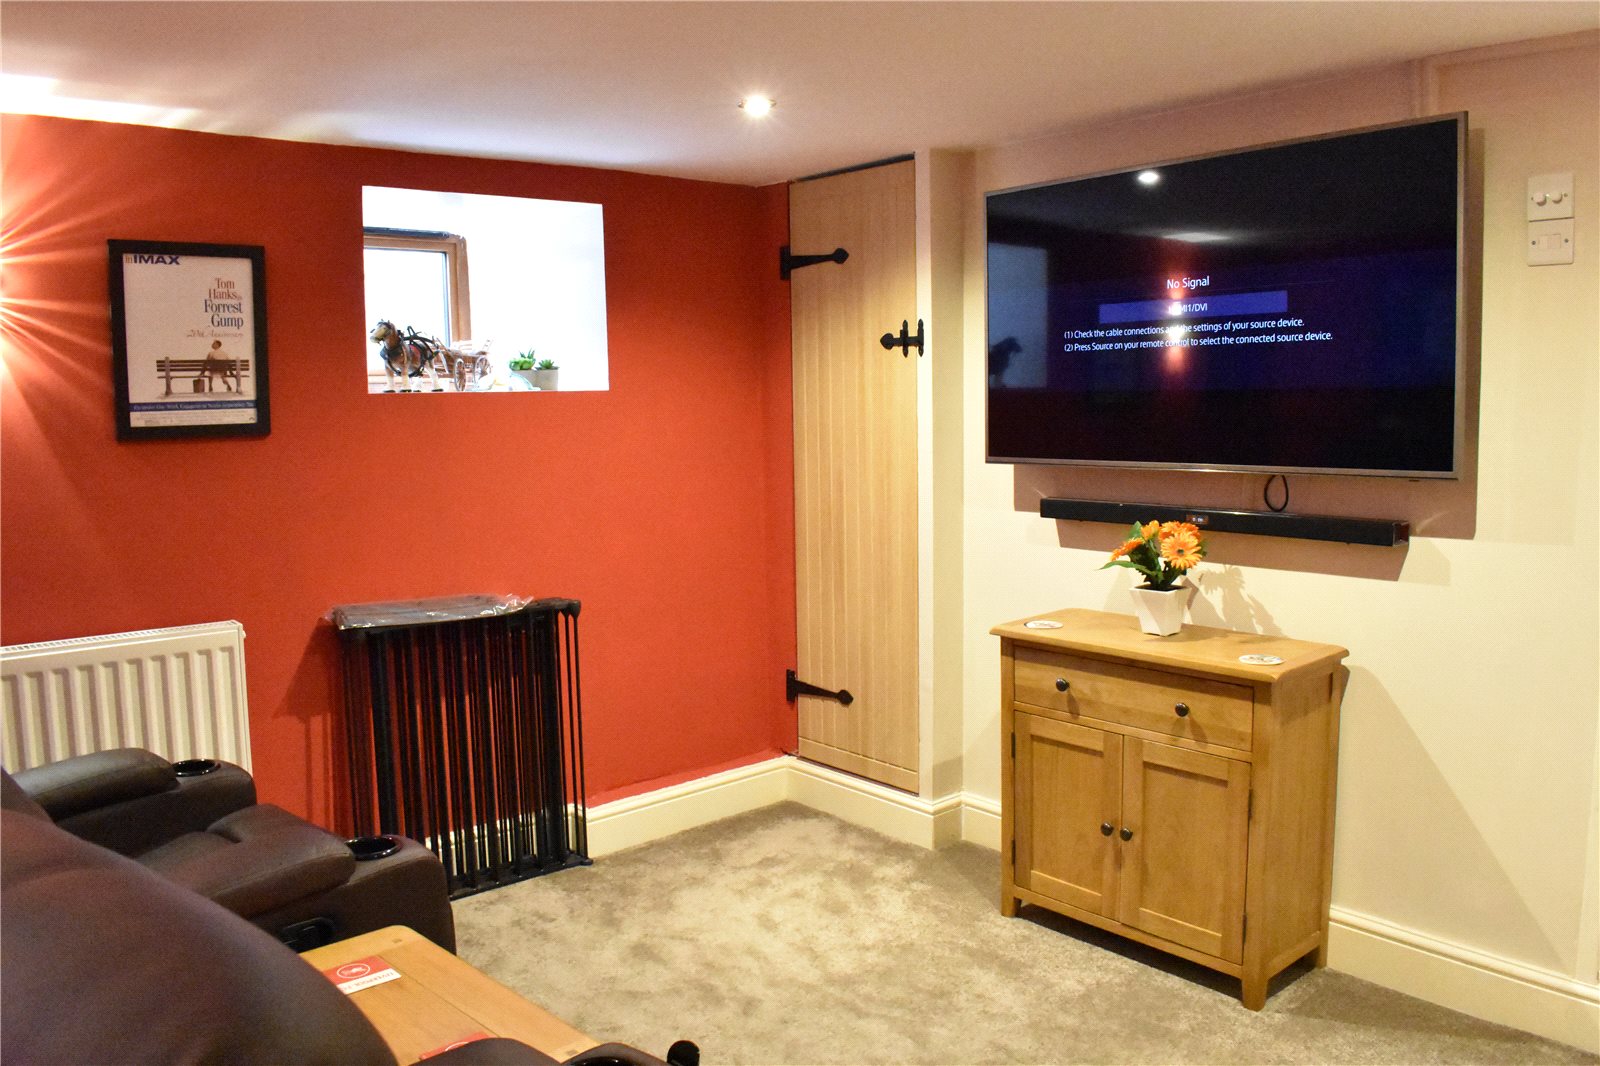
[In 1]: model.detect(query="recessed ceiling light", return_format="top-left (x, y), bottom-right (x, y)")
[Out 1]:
top-left (739, 95), bottom-right (775, 118)
top-left (1137, 170), bottom-right (1161, 186)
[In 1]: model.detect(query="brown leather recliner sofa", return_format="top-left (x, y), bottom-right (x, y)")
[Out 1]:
top-left (7, 747), bottom-right (455, 951)
top-left (2, 759), bottom-right (679, 1066)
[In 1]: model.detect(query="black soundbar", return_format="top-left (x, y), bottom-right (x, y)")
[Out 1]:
top-left (1039, 498), bottom-right (1409, 547)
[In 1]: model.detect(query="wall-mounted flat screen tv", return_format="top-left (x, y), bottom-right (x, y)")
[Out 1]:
top-left (986, 113), bottom-right (1465, 478)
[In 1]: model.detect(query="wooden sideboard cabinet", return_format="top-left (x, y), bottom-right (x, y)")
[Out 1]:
top-left (993, 608), bottom-right (1348, 1009)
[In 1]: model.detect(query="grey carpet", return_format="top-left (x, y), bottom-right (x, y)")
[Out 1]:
top-left (454, 803), bottom-right (1595, 1065)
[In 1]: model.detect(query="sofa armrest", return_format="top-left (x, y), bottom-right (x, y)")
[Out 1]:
top-left (420, 1038), bottom-right (560, 1065)
top-left (420, 1039), bottom-right (673, 1066)
top-left (566, 1042), bottom-right (674, 1065)
top-left (34, 752), bottom-right (258, 857)
top-left (12, 748), bottom-right (175, 819)
top-left (249, 833), bottom-right (457, 952)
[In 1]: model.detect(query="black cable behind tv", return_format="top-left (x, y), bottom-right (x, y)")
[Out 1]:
top-left (1039, 498), bottom-right (1409, 546)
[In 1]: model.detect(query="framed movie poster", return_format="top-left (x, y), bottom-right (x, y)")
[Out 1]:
top-left (109, 240), bottom-right (270, 440)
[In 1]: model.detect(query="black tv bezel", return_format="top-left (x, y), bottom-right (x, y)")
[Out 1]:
top-left (983, 112), bottom-right (1467, 480)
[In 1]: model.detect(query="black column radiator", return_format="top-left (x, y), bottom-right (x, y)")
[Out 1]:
top-left (333, 595), bottom-right (590, 898)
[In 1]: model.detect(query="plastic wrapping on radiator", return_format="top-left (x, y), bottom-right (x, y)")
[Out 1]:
top-left (328, 594), bottom-right (531, 631)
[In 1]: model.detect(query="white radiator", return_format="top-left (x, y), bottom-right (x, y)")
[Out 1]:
top-left (1, 621), bottom-right (251, 773)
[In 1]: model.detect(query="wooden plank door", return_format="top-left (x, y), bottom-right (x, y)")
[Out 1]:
top-left (1117, 738), bottom-right (1250, 962)
top-left (790, 159), bottom-right (919, 792)
top-left (1013, 713), bottom-right (1122, 915)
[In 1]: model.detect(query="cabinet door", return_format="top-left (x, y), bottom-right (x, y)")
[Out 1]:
top-left (1013, 713), bottom-right (1122, 915)
top-left (1117, 738), bottom-right (1249, 962)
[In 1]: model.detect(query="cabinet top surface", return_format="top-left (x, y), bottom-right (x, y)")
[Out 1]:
top-left (992, 608), bottom-right (1347, 683)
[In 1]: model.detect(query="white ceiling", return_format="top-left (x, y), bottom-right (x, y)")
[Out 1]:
top-left (2, 1), bottom-right (1595, 186)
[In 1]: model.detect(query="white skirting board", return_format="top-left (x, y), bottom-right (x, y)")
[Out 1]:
top-left (586, 756), bottom-right (969, 856)
top-left (585, 759), bottom-right (791, 857)
top-left (1328, 907), bottom-right (1599, 1054)
top-left (584, 756), bottom-right (1598, 1054)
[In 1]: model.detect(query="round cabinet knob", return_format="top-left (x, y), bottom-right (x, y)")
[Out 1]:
top-left (1174, 702), bottom-right (1190, 717)
top-left (1055, 678), bottom-right (1069, 692)
top-left (1120, 827), bottom-right (1134, 841)
top-left (1100, 822), bottom-right (1113, 836)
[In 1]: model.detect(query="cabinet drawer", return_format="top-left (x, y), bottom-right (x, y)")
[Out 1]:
top-left (1013, 646), bottom-right (1253, 751)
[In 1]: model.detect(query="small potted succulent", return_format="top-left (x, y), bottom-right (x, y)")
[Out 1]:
top-left (532, 357), bottom-right (559, 392)
top-left (509, 350), bottom-right (539, 389)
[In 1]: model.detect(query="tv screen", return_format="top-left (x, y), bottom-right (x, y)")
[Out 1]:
top-left (985, 114), bottom-right (1464, 478)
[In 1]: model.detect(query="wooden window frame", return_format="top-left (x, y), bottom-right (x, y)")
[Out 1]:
top-left (362, 227), bottom-right (472, 343)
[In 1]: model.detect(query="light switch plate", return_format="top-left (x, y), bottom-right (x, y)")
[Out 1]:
top-left (1527, 219), bottom-right (1574, 265)
top-left (1527, 173), bottom-right (1574, 221)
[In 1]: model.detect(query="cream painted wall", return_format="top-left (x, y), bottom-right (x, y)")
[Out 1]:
top-left (916, 150), bottom-right (974, 801)
top-left (956, 31), bottom-right (1599, 1006)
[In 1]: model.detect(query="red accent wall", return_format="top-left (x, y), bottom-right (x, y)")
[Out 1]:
top-left (0, 115), bottom-right (797, 826)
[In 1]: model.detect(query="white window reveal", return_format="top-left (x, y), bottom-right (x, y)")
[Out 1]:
top-left (361, 186), bottom-right (609, 393)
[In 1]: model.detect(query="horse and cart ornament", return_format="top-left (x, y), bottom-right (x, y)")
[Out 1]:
top-left (369, 319), bottom-right (492, 393)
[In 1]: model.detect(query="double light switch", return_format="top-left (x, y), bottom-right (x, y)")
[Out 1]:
top-left (1527, 172), bottom-right (1574, 266)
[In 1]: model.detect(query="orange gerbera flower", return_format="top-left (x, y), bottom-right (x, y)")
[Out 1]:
top-left (1139, 521), bottom-right (1161, 540)
top-left (1159, 521), bottom-right (1201, 539)
top-left (1109, 537), bottom-right (1144, 561)
top-left (1160, 531), bottom-right (1204, 570)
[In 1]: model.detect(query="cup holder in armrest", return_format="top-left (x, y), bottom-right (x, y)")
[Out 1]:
top-left (173, 758), bottom-right (220, 777)
top-left (347, 835), bottom-right (402, 861)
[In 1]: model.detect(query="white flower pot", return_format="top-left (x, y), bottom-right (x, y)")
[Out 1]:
top-left (533, 368), bottom-right (558, 391)
top-left (1128, 581), bottom-right (1195, 636)
top-left (512, 369), bottom-right (539, 389)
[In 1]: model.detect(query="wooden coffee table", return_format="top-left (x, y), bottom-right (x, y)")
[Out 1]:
top-left (301, 925), bottom-right (597, 1063)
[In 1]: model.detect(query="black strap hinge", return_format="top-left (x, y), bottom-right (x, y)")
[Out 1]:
top-left (780, 245), bottom-right (849, 280)
top-left (785, 669), bottom-right (854, 706)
